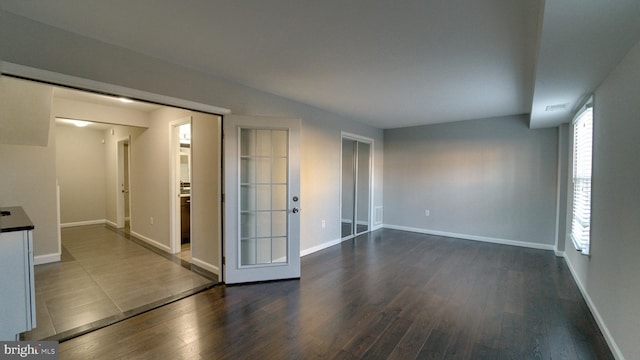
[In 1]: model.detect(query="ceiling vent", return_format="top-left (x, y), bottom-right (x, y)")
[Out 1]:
top-left (545, 103), bottom-right (569, 112)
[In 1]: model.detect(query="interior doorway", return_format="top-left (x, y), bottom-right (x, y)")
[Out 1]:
top-left (116, 137), bottom-right (131, 229)
top-left (341, 135), bottom-right (372, 239)
top-left (171, 119), bottom-right (192, 260)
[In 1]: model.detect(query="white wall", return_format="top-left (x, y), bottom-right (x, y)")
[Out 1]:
top-left (384, 115), bottom-right (558, 248)
top-left (0, 77), bottom-right (58, 260)
top-left (0, 76), bottom-right (51, 146)
top-left (129, 107), bottom-right (191, 250)
top-left (103, 125), bottom-right (146, 226)
top-left (0, 11), bottom-right (383, 260)
top-left (52, 97), bottom-right (149, 226)
top-left (55, 124), bottom-right (106, 224)
top-left (190, 112), bottom-right (222, 272)
top-left (562, 39), bottom-right (640, 360)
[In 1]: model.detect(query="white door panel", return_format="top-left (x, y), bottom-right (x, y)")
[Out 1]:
top-left (223, 115), bottom-right (300, 284)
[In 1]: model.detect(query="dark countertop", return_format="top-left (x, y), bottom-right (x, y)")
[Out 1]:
top-left (0, 206), bottom-right (35, 233)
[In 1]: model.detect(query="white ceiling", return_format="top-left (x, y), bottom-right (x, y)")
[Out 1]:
top-left (2, 1), bottom-right (639, 129)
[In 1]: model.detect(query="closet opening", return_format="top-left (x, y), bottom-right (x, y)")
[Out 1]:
top-left (341, 135), bottom-right (372, 239)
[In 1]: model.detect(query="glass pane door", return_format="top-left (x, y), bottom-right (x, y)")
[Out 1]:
top-left (223, 115), bottom-right (300, 284)
top-left (240, 129), bottom-right (288, 265)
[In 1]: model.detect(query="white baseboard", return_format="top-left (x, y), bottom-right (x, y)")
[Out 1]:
top-left (555, 250), bottom-right (565, 257)
top-left (130, 231), bottom-right (171, 254)
top-left (301, 237), bottom-right (343, 257)
top-left (190, 257), bottom-right (220, 276)
top-left (371, 224), bottom-right (384, 231)
top-left (105, 219), bottom-right (117, 228)
top-left (382, 224), bottom-right (556, 251)
top-left (34, 253), bottom-right (61, 265)
top-left (563, 257), bottom-right (624, 360)
top-left (60, 219), bottom-right (106, 228)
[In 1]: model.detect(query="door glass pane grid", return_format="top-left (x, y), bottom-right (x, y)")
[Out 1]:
top-left (239, 128), bottom-right (289, 266)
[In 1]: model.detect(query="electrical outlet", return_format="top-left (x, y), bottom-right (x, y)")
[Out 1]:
top-left (150, 217), bottom-right (154, 225)
top-left (425, 209), bottom-right (430, 217)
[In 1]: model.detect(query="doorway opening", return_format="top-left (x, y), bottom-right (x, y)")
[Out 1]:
top-left (11, 78), bottom-right (221, 341)
top-left (171, 119), bottom-right (192, 261)
top-left (116, 137), bottom-right (131, 230)
top-left (341, 134), bottom-right (373, 239)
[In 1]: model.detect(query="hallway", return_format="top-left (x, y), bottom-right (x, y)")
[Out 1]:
top-left (22, 225), bottom-right (216, 341)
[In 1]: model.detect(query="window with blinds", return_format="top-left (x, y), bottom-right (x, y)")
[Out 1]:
top-left (570, 103), bottom-right (593, 255)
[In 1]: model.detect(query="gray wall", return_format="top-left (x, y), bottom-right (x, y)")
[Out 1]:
top-left (562, 39), bottom-right (640, 360)
top-left (0, 11), bottom-right (383, 259)
top-left (55, 124), bottom-right (106, 224)
top-left (384, 115), bottom-right (558, 247)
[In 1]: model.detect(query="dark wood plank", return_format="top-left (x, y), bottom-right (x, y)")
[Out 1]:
top-left (58, 229), bottom-right (614, 359)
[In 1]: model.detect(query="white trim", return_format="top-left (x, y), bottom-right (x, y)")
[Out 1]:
top-left (56, 180), bottom-right (62, 260)
top-left (130, 231), bottom-right (172, 254)
top-left (554, 126), bottom-right (562, 252)
top-left (190, 257), bottom-right (220, 276)
top-left (555, 250), bottom-right (565, 257)
top-left (563, 257), bottom-right (624, 360)
top-left (34, 253), bottom-right (61, 265)
top-left (374, 206), bottom-right (383, 225)
top-left (105, 219), bottom-right (118, 228)
top-left (371, 224), bottom-right (384, 232)
top-left (300, 238), bottom-right (343, 257)
top-left (60, 219), bottom-right (106, 228)
top-left (383, 224), bottom-right (556, 251)
top-left (1, 62), bottom-right (231, 116)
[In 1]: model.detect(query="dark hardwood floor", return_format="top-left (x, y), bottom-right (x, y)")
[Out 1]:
top-left (59, 229), bottom-right (613, 359)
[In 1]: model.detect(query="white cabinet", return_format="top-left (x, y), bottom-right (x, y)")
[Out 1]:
top-left (0, 207), bottom-right (36, 340)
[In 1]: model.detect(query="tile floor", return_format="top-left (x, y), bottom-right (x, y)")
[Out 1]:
top-left (21, 225), bottom-right (216, 341)
top-left (178, 242), bottom-right (191, 263)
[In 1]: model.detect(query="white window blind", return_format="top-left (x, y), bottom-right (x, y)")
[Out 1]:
top-left (571, 106), bottom-right (593, 255)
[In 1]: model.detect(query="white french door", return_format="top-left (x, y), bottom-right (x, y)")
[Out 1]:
top-left (223, 115), bottom-right (301, 284)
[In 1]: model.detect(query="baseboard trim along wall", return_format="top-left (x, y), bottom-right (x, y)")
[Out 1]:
top-left (34, 252), bottom-right (61, 265)
top-left (558, 252), bottom-right (624, 360)
top-left (190, 257), bottom-right (220, 276)
top-left (382, 224), bottom-right (556, 251)
top-left (301, 237), bottom-right (343, 257)
top-left (130, 231), bottom-right (172, 254)
top-left (60, 219), bottom-right (107, 228)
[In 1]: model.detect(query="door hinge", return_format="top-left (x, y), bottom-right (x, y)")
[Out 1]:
top-left (222, 256), bottom-right (226, 265)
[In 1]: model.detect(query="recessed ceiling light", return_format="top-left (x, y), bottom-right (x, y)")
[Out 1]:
top-left (545, 103), bottom-right (569, 112)
top-left (119, 97), bottom-right (134, 103)
top-left (71, 120), bottom-right (90, 127)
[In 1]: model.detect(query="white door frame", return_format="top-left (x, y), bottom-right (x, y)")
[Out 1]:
top-left (170, 118), bottom-right (191, 254)
top-left (116, 136), bottom-right (131, 229)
